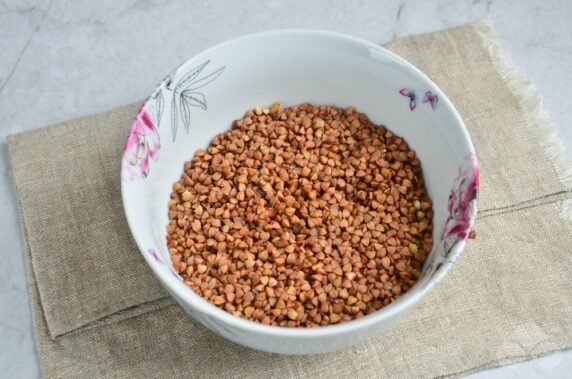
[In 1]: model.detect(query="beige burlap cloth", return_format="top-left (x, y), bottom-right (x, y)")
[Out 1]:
top-left (7, 21), bottom-right (572, 378)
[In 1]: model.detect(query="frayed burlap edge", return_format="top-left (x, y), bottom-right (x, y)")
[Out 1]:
top-left (435, 18), bottom-right (572, 378)
top-left (472, 20), bottom-right (572, 222)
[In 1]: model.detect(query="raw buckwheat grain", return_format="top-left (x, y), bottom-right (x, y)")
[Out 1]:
top-left (166, 103), bottom-right (433, 327)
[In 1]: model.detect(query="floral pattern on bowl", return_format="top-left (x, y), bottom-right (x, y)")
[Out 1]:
top-left (424, 153), bottom-right (479, 278)
top-left (442, 152), bottom-right (479, 242)
top-left (121, 104), bottom-right (160, 180)
top-left (122, 61), bottom-right (224, 181)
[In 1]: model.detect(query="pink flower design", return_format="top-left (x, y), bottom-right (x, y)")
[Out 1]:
top-left (122, 105), bottom-right (160, 180)
top-left (442, 153), bottom-right (479, 241)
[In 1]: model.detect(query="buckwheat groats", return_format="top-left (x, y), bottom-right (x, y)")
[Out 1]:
top-left (166, 103), bottom-right (433, 327)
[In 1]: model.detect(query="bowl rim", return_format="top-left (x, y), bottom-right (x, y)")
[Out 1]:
top-left (121, 28), bottom-right (478, 338)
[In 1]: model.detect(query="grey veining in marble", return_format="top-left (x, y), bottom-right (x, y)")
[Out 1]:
top-left (0, 0), bottom-right (570, 377)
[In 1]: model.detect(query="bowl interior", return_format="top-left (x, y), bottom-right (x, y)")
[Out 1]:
top-left (121, 30), bottom-right (478, 332)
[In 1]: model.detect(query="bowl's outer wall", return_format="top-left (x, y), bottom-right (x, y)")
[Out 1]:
top-left (167, 285), bottom-right (411, 354)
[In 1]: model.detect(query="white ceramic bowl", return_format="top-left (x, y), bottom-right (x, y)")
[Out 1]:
top-left (121, 30), bottom-right (479, 355)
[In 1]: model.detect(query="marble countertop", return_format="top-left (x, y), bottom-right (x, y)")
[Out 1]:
top-left (1, 0), bottom-right (570, 377)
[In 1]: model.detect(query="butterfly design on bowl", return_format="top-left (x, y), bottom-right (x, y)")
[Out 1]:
top-left (399, 88), bottom-right (438, 111)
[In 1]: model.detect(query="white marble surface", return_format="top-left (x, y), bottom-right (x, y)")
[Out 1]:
top-left (0, 0), bottom-right (570, 377)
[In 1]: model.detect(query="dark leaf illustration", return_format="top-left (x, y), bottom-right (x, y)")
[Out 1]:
top-left (180, 95), bottom-right (192, 133)
top-left (181, 91), bottom-right (207, 110)
top-left (175, 61), bottom-right (210, 91)
top-left (155, 90), bottom-right (164, 127)
top-left (185, 66), bottom-right (225, 91)
top-left (168, 60), bottom-right (225, 141)
top-left (171, 93), bottom-right (178, 142)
